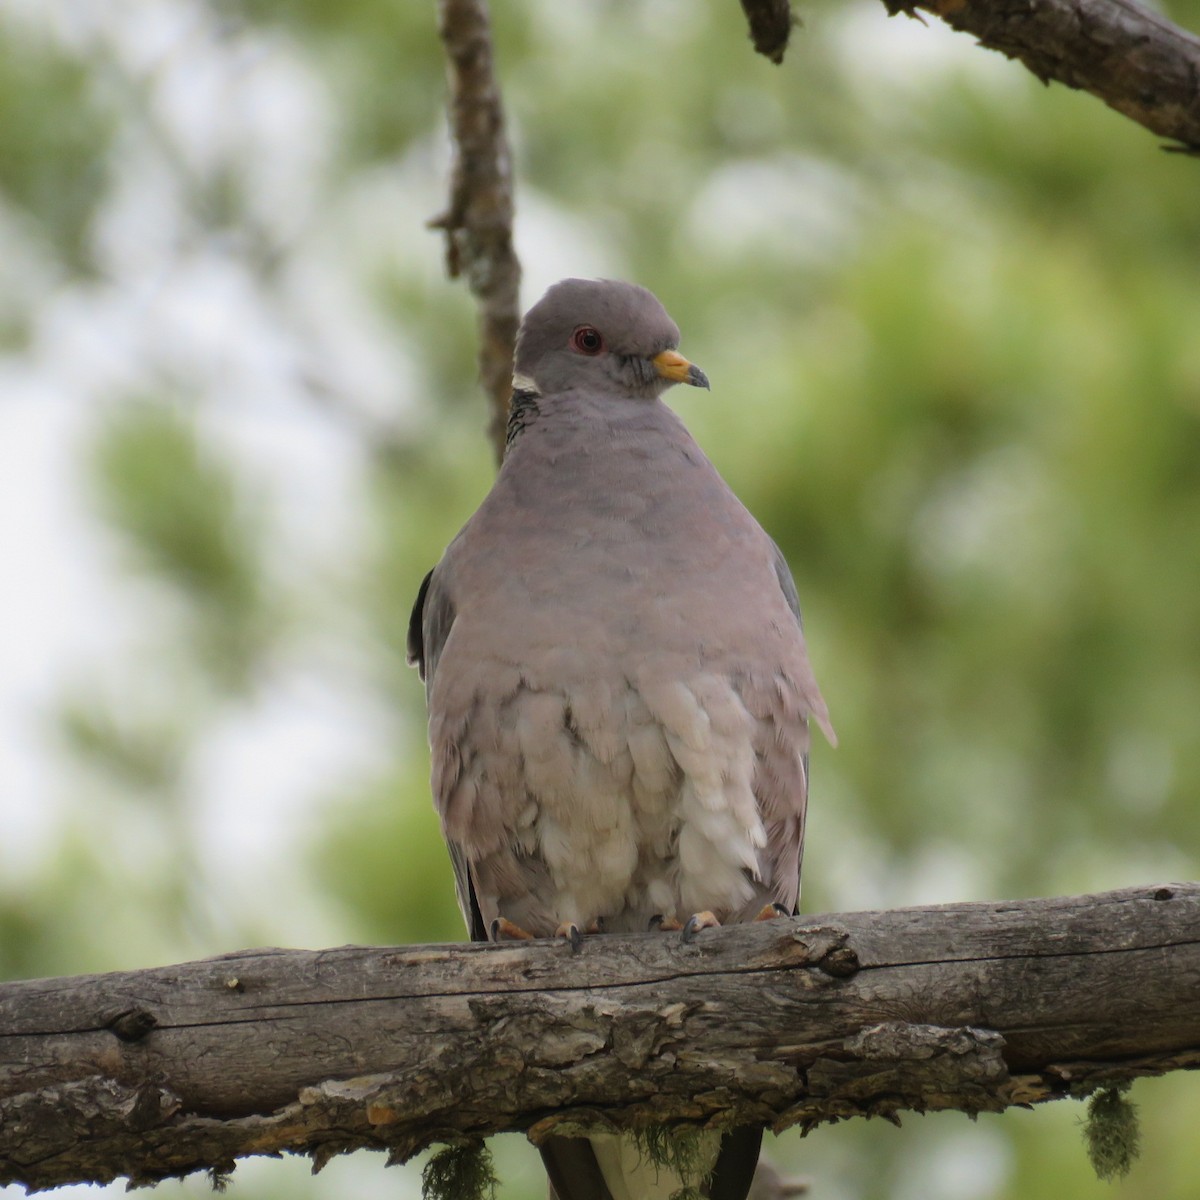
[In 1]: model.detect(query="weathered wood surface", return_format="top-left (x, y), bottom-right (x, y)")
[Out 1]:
top-left (2, 883), bottom-right (1198, 1191)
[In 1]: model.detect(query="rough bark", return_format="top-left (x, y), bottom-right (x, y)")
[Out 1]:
top-left (430, 0), bottom-right (521, 466)
top-left (738, 0), bottom-right (1200, 151)
top-left (1, 883), bottom-right (1198, 1192)
top-left (892, 0), bottom-right (1200, 150)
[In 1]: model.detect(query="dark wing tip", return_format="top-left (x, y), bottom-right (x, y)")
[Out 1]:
top-left (708, 1127), bottom-right (764, 1200)
top-left (407, 568), bottom-right (434, 680)
top-left (769, 538), bottom-right (803, 629)
top-left (540, 1137), bottom-right (614, 1200)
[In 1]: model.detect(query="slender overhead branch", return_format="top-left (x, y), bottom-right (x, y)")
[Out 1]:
top-left (734, 0), bottom-right (1200, 149)
top-left (891, 0), bottom-right (1200, 150)
top-left (431, 0), bottom-right (522, 465)
top-left (2, 884), bottom-right (1198, 1192)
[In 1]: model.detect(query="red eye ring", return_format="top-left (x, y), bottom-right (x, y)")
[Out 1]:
top-left (571, 325), bottom-right (604, 355)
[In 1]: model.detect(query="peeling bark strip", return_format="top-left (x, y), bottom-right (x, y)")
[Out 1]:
top-left (2, 884), bottom-right (1199, 1191)
top-left (897, 0), bottom-right (1200, 150)
top-left (740, 0), bottom-right (797, 62)
top-left (431, 0), bottom-right (522, 465)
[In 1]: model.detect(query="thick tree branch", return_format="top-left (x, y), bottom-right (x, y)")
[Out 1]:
top-left (735, 0), bottom-right (1200, 148)
top-left (2, 883), bottom-right (1198, 1191)
top-left (894, 0), bottom-right (1200, 150)
top-left (431, 0), bottom-right (521, 465)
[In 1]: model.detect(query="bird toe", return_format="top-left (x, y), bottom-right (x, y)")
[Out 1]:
top-left (554, 921), bottom-right (584, 953)
top-left (491, 917), bottom-right (536, 942)
top-left (754, 902), bottom-right (792, 922)
top-left (681, 911), bottom-right (721, 943)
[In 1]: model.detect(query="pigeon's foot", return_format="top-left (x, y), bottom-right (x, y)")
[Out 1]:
top-left (681, 911), bottom-right (721, 943)
top-left (648, 914), bottom-right (683, 932)
top-left (755, 902), bottom-right (792, 922)
top-left (491, 917), bottom-right (536, 942)
top-left (554, 921), bottom-right (583, 953)
top-left (554, 917), bottom-right (606, 952)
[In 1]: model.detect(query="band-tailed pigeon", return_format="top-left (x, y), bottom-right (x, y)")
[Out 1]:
top-left (408, 278), bottom-right (834, 1200)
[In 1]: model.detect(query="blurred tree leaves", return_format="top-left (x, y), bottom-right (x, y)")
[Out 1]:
top-left (316, 763), bottom-right (466, 945)
top-left (212, 0), bottom-right (449, 163)
top-left (92, 401), bottom-right (269, 689)
top-left (0, 27), bottom-right (113, 275)
top-left (58, 691), bottom-right (187, 795)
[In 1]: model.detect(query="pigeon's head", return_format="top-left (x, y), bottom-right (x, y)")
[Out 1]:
top-left (514, 278), bottom-right (710, 400)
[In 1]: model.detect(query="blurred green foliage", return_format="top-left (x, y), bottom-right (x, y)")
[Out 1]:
top-left (93, 402), bottom-right (269, 686)
top-left (2, 2), bottom-right (1199, 1200)
top-left (0, 30), bottom-right (113, 275)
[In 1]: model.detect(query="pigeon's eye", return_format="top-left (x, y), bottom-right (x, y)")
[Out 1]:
top-left (571, 326), bottom-right (604, 355)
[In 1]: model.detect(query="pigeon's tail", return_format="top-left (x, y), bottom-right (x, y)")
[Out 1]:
top-left (541, 1128), bottom-right (762, 1200)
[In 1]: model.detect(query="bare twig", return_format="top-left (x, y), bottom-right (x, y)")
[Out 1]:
top-left (2, 884), bottom-right (1198, 1191)
top-left (431, 0), bottom-right (522, 466)
top-left (740, 0), bottom-right (797, 63)
top-left (894, 0), bottom-right (1200, 151)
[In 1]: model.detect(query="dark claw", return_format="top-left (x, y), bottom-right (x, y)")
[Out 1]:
top-left (681, 911), bottom-right (720, 944)
top-left (753, 902), bottom-right (794, 923)
top-left (554, 921), bottom-right (584, 952)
